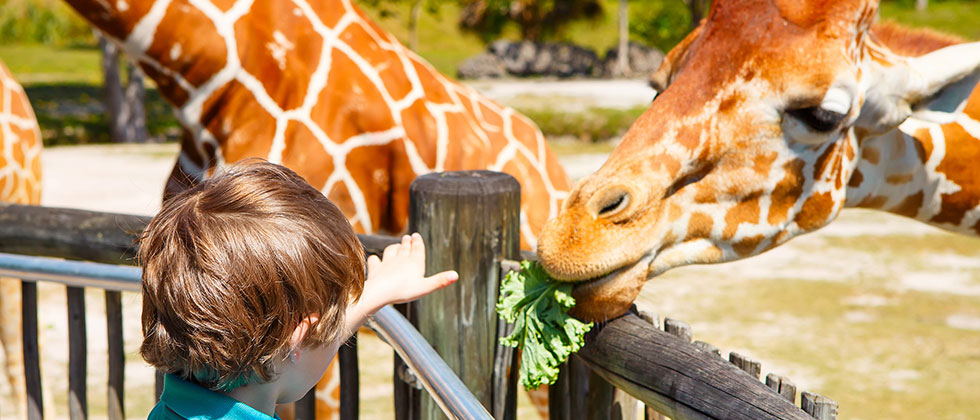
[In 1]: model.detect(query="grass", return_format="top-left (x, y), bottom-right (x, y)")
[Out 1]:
top-left (880, 0), bottom-right (980, 41)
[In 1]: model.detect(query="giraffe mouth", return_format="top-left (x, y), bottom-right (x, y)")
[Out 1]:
top-left (568, 253), bottom-right (656, 322)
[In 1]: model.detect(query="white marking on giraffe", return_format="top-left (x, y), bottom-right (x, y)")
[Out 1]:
top-left (267, 31), bottom-right (295, 71)
top-left (169, 43), bottom-right (181, 61)
top-left (116, 0), bottom-right (129, 12)
top-left (126, 0), bottom-right (171, 52)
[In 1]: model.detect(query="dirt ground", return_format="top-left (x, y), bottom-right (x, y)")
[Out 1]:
top-left (3, 130), bottom-right (980, 419)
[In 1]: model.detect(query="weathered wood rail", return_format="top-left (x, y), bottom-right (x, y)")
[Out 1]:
top-left (1, 171), bottom-right (840, 420)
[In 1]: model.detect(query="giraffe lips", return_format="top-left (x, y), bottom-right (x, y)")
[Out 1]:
top-left (568, 254), bottom-right (655, 322)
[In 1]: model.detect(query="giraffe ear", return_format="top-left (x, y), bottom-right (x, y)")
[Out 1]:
top-left (649, 25), bottom-right (704, 93)
top-left (857, 42), bottom-right (980, 133)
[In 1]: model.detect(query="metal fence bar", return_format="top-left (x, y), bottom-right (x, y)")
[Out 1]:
top-left (106, 290), bottom-right (125, 420)
top-left (0, 253), bottom-right (141, 292)
top-left (370, 305), bottom-right (494, 420)
top-left (67, 286), bottom-right (88, 420)
top-left (22, 280), bottom-right (43, 420)
top-left (1, 251), bottom-right (494, 420)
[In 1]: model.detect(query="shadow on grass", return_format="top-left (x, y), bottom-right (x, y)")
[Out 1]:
top-left (24, 82), bottom-right (182, 146)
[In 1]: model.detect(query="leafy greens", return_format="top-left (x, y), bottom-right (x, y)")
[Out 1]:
top-left (496, 260), bottom-right (593, 390)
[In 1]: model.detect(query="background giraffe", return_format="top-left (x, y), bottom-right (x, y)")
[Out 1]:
top-left (61, 0), bottom-right (570, 417)
top-left (0, 59), bottom-right (44, 419)
top-left (535, 0), bottom-right (980, 321)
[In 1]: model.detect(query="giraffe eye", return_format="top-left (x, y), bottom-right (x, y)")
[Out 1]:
top-left (787, 106), bottom-right (846, 133)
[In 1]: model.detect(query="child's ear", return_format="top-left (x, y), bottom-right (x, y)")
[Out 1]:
top-left (289, 315), bottom-right (320, 347)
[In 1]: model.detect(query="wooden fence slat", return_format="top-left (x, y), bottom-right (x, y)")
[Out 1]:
top-left (801, 392), bottom-right (838, 420)
top-left (765, 373), bottom-right (797, 404)
top-left (67, 286), bottom-right (88, 420)
top-left (407, 171), bottom-right (520, 420)
top-left (106, 290), bottom-right (125, 420)
top-left (339, 336), bottom-right (359, 420)
top-left (729, 352), bottom-right (761, 380)
top-left (21, 280), bottom-right (43, 420)
top-left (663, 318), bottom-right (692, 342)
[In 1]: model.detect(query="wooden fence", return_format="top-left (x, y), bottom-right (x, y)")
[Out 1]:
top-left (0, 170), bottom-right (838, 420)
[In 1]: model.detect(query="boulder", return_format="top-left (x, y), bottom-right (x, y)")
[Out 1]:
top-left (602, 42), bottom-right (665, 78)
top-left (457, 52), bottom-right (506, 79)
top-left (458, 40), bottom-right (602, 79)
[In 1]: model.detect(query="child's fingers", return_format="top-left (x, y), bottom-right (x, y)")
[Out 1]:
top-left (382, 242), bottom-right (399, 260)
top-left (396, 234), bottom-right (412, 256)
top-left (366, 254), bottom-right (381, 274)
top-left (426, 270), bottom-right (459, 289)
top-left (410, 232), bottom-right (425, 257)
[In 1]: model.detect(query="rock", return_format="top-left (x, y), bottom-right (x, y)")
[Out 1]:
top-left (458, 40), bottom-right (602, 79)
top-left (457, 52), bottom-right (506, 79)
top-left (602, 42), bottom-right (665, 78)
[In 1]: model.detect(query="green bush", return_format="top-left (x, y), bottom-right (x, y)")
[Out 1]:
top-left (0, 0), bottom-right (94, 47)
top-left (628, 0), bottom-right (692, 53)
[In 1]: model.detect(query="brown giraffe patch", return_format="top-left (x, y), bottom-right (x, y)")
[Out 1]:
top-left (235, 4), bottom-right (322, 110)
top-left (885, 173), bottom-right (915, 185)
top-left (653, 154), bottom-right (682, 176)
top-left (412, 60), bottom-right (453, 105)
top-left (346, 144), bottom-right (393, 231)
top-left (931, 123), bottom-right (980, 225)
top-left (733, 234), bottom-right (765, 257)
top-left (813, 142), bottom-right (841, 181)
top-left (723, 193), bottom-right (761, 240)
top-left (767, 159), bottom-right (806, 225)
top-left (509, 114), bottom-right (541, 160)
top-left (312, 49), bottom-right (396, 142)
top-left (204, 82), bottom-right (276, 163)
top-left (687, 212), bottom-right (714, 237)
top-left (64, 0), bottom-right (153, 41)
top-left (857, 195), bottom-right (888, 209)
top-left (796, 191), bottom-right (835, 231)
top-left (147, 1), bottom-right (227, 88)
top-left (339, 23), bottom-right (413, 101)
top-left (400, 101), bottom-right (439, 167)
top-left (848, 168), bottom-right (864, 188)
top-left (861, 145), bottom-right (880, 165)
top-left (889, 190), bottom-right (924, 218)
top-left (280, 121), bottom-right (334, 189)
top-left (139, 63), bottom-right (190, 107)
top-left (752, 151), bottom-right (778, 176)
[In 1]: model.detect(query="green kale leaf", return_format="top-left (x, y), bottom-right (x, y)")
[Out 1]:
top-left (496, 260), bottom-right (593, 390)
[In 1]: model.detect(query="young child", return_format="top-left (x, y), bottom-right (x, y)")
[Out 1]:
top-left (139, 160), bottom-right (457, 419)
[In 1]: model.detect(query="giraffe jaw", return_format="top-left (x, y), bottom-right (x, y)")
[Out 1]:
top-left (568, 253), bottom-right (656, 322)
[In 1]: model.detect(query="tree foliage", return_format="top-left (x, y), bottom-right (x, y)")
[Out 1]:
top-left (458, 0), bottom-right (603, 42)
top-left (628, 0), bottom-right (692, 52)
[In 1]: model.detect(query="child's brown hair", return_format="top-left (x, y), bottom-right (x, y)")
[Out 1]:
top-left (139, 160), bottom-right (364, 390)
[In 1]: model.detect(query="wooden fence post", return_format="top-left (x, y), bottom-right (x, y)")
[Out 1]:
top-left (399, 171), bottom-right (520, 420)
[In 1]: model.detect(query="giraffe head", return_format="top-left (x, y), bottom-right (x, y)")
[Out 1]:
top-left (537, 0), bottom-right (980, 321)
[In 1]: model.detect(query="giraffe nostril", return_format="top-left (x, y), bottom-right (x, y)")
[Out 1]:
top-left (598, 192), bottom-right (630, 217)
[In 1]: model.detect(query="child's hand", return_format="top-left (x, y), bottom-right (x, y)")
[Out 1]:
top-left (347, 233), bottom-right (457, 331)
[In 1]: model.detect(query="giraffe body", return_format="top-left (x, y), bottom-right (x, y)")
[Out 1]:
top-left (535, 0), bottom-right (980, 322)
top-left (0, 59), bottom-right (44, 419)
top-left (63, 0), bottom-right (569, 417)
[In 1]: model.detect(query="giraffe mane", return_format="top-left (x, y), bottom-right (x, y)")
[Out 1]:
top-left (870, 21), bottom-right (965, 57)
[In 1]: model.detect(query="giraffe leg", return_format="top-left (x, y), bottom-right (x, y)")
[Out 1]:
top-left (314, 356), bottom-right (342, 420)
top-left (0, 277), bottom-right (26, 419)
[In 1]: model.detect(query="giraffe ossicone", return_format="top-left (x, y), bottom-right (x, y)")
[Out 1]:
top-left (536, 0), bottom-right (980, 322)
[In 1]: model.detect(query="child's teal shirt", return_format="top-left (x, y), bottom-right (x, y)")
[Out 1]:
top-left (147, 374), bottom-right (281, 420)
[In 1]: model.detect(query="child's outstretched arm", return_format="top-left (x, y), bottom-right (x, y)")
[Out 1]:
top-left (346, 233), bottom-right (458, 332)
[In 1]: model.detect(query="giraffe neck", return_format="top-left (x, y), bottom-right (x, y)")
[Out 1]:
top-left (845, 78), bottom-right (980, 236)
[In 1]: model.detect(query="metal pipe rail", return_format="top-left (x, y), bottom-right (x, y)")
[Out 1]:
top-left (0, 252), bottom-right (493, 420)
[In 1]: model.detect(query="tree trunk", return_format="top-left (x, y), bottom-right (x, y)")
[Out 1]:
top-left (99, 36), bottom-right (126, 143)
top-left (690, 0), bottom-right (711, 28)
top-left (915, 0), bottom-right (928, 12)
top-left (409, 0), bottom-right (423, 51)
top-left (124, 63), bottom-right (147, 143)
top-left (613, 0), bottom-right (629, 77)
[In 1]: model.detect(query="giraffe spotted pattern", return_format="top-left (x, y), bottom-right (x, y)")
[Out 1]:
top-left (64, 0), bottom-right (570, 418)
top-left (0, 58), bottom-right (43, 419)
